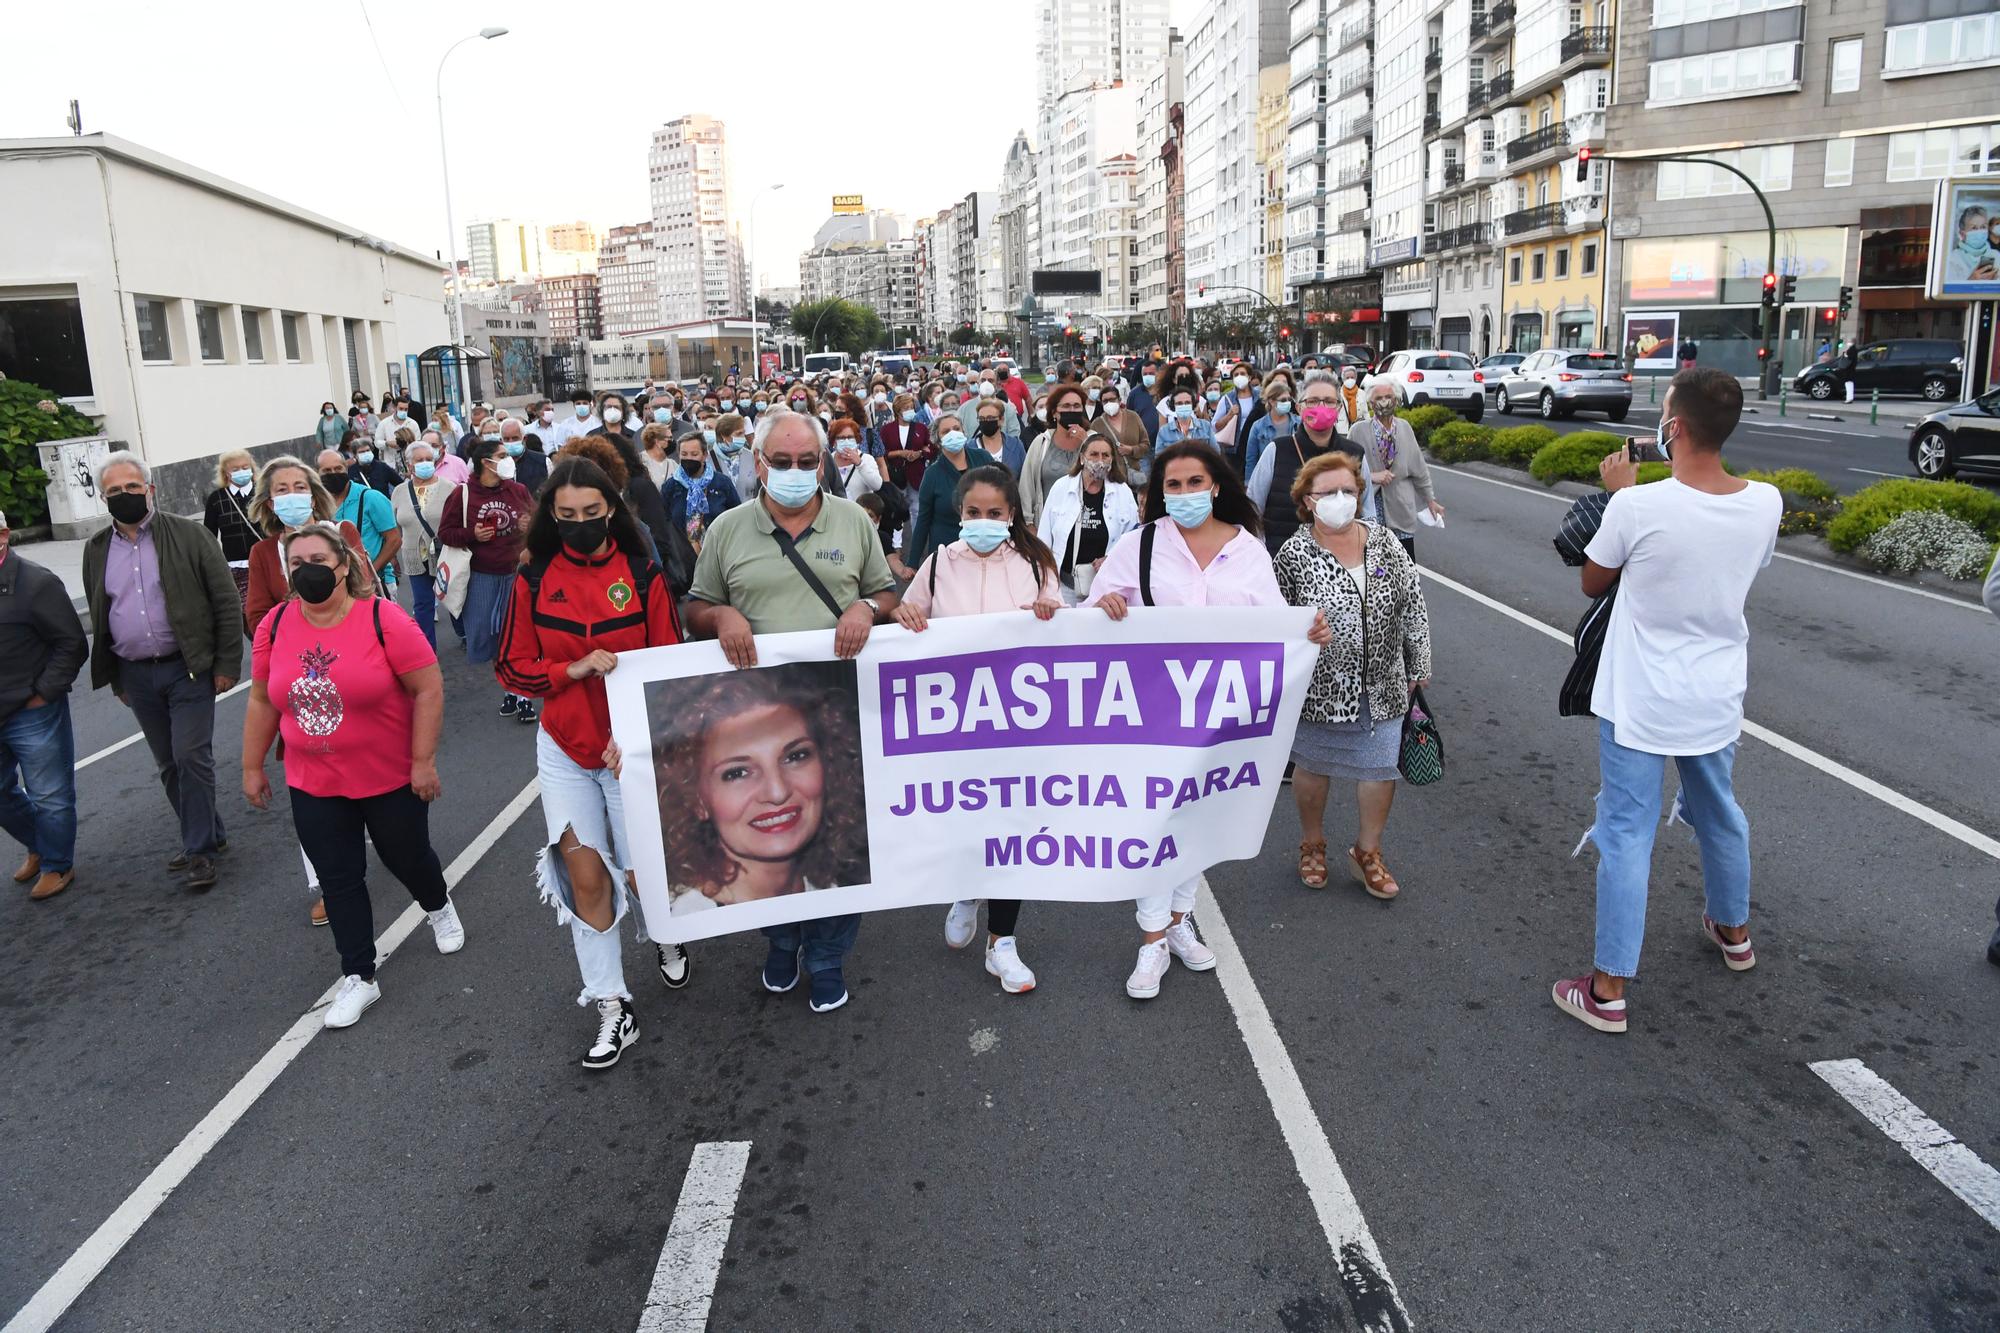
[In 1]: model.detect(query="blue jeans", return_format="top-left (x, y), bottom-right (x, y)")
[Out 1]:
top-left (1592, 718), bottom-right (1751, 978)
top-left (408, 567), bottom-right (437, 650)
top-left (763, 916), bottom-right (860, 977)
top-left (0, 698), bottom-right (78, 874)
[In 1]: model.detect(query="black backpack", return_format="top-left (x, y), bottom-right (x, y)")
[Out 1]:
top-left (266, 596), bottom-right (385, 647)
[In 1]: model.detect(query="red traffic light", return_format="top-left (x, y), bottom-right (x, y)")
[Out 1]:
top-left (1822, 307), bottom-right (1838, 321)
top-left (1574, 146), bottom-right (1593, 182)
top-left (1756, 345), bottom-right (1771, 360)
top-left (1279, 326), bottom-right (1293, 338)
top-left (1761, 272), bottom-right (1778, 291)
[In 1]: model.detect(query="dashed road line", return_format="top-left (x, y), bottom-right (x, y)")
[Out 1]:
top-left (1, 778), bottom-right (543, 1333)
top-left (635, 1141), bottom-right (754, 1333)
top-left (1811, 1059), bottom-right (2000, 1232)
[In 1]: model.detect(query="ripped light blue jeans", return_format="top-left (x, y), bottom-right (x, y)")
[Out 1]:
top-left (536, 729), bottom-right (641, 1005)
top-left (1588, 718), bottom-right (1751, 978)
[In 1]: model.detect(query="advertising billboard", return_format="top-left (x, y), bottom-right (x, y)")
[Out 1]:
top-left (832, 194), bottom-right (865, 215)
top-left (1929, 176), bottom-right (2000, 299)
top-left (1621, 314), bottom-right (1680, 371)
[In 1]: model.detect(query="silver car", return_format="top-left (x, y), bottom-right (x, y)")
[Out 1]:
top-left (1496, 349), bottom-right (1633, 421)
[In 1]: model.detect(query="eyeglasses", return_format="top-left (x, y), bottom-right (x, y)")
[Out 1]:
top-left (765, 454), bottom-right (822, 472)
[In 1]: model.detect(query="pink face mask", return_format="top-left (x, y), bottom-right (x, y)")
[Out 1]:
top-left (1300, 403), bottom-right (1341, 433)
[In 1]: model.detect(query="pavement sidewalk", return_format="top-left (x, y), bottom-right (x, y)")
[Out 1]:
top-left (15, 534), bottom-right (91, 606)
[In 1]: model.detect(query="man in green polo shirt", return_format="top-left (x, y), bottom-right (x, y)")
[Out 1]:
top-left (684, 410), bottom-right (900, 1014)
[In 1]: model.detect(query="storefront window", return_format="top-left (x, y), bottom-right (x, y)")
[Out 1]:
top-left (1858, 227), bottom-right (1929, 287)
top-left (1557, 317), bottom-right (1594, 348)
top-left (0, 295), bottom-right (93, 398)
top-left (1510, 314), bottom-right (1544, 353)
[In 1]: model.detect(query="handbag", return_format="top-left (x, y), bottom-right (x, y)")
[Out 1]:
top-left (1560, 584), bottom-right (1618, 718)
top-left (1398, 686), bottom-right (1444, 785)
top-left (433, 484), bottom-right (474, 618)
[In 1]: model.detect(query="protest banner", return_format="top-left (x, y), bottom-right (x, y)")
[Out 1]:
top-left (605, 606), bottom-right (1317, 944)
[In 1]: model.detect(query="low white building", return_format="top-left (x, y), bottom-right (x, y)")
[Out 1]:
top-left (0, 133), bottom-right (450, 517)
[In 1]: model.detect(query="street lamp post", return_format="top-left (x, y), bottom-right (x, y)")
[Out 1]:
top-left (435, 25), bottom-right (509, 417)
top-left (746, 182), bottom-right (786, 381)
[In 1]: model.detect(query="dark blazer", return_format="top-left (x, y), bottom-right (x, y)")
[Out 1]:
top-left (0, 551), bottom-right (88, 727)
top-left (82, 511), bottom-right (243, 691)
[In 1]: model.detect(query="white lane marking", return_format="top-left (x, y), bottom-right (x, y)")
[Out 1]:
top-left (75, 681), bottom-right (252, 771)
top-left (1198, 879), bottom-right (1413, 1331)
top-left (1430, 465), bottom-right (1984, 613)
top-left (1847, 468), bottom-right (1908, 479)
top-left (1419, 566), bottom-right (2000, 863)
top-left (635, 1141), bottom-right (753, 1333)
top-left (1811, 1059), bottom-right (2000, 1232)
top-left (1, 778), bottom-right (542, 1333)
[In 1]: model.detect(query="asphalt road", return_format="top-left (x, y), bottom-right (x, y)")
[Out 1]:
top-left (4, 472), bottom-right (1998, 1332)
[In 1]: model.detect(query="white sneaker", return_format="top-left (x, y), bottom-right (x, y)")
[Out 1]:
top-left (944, 900), bottom-right (980, 950)
top-left (1164, 917), bottom-right (1217, 972)
top-left (582, 997), bottom-right (638, 1070)
top-left (324, 974), bottom-right (380, 1029)
top-left (426, 899), bottom-right (465, 954)
top-left (985, 937), bottom-right (1037, 993)
top-left (1125, 940), bottom-right (1171, 1000)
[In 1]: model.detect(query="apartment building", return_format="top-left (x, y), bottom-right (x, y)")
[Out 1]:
top-left (1258, 64), bottom-right (1291, 303)
top-left (1046, 82), bottom-right (1140, 323)
top-left (596, 223), bottom-right (657, 337)
top-left (1134, 33), bottom-right (1188, 334)
top-left (1424, 0), bottom-right (1505, 355)
top-left (538, 273), bottom-right (602, 343)
top-left (649, 114), bottom-right (745, 325)
top-left (1602, 0), bottom-right (2000, 378)
top-left (998, 131), bottom-right (1042, 320)
top-left (1036, 0), bottom-right (1173, 267)
top-left (1285, 0), bottom-right (1385, 344)
top-left (1369, 0), bottom-right (1439, 349)
top-left (465, 218), bottom-right (542, 285)
top-left (1186, 0), bottom-right (1292, 313)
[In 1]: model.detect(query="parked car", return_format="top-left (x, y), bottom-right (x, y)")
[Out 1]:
top-left (1908, 387), bottom-right (2000, 480)
top-left (1477, 353), bottom-right (1526, 398)
top-left (1496, 349), bottom-right (1633, 420)
top-left (1796, 338), bottom-right (1963, 402)
top-left (1362, 350), bottom-right (1485, 420)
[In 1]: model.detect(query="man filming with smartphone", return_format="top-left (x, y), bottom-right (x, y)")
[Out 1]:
top-left (1551, 368), bottom-right (1782, 1036)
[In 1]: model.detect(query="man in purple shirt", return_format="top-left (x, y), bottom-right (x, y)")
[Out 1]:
top-left (82, 452), bottom-right (243, 890)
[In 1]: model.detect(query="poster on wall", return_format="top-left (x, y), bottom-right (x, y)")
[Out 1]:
top-left (1621, 314), bottom-right (1680, 370)
top-left (605, 608), bottom-right (1317, 944)
top-left (1930, 176), bottom-right (2000, 299)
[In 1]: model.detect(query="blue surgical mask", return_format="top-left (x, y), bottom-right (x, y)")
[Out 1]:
top-left (718, 437), bottom-right (745, 456)
top-left (939, 430), bottom-right (968, 454)
top-left (1204, 389), bottom-right (1222, 404)
top-left (575, 404), bottom-right (591, 418)
top-left (1142, 374), bottom-right (1157, 388)
top-left (273, 493), bottom-right (315, 528)
top-left (1164, 490), bottom-right (1214, 529)
top-left (653, 407), bottom-right (672, 423)
top-left (720, 399), bottom-right (735, 411)
top-left (901, 409), bottom-right (917, 423)
top-left (395, 410), bottom-right (408, 421)
top-left (413, 461), bottom-right (437, 480)
top-left (229, 468), bottom-right (254, 488)
top-left (702, 428), bottom-right (717, 446)
top-left (1174, 403), bottom-right (1195, 420)
top-left (959, 518), bottom-right (1009, 553)
top-left (1271, 399), bottom-right (1292, 416)
top-left (504, 441), bottom-right (525, 457)
top-left (762, 464), bottom-right (821, 508)
top-left (356, 450), bottom-right (375, 465)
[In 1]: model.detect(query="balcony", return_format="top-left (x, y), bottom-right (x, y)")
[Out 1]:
top-left (1340, 66), bottom-right (1370, 96)
top-left (1423, 110), bottom-right (1441, 136)
top-left (1561, 25), bottom-right (1612, 63)
top-left (1339, 208), bottom-right (1368, 231)
top-left (1469, 12), bottom-right (1487, 39)
top-left (1470, 72), bottom-right (1514, 112)
top-left (1335, 113), bottom-right (1373, 145)
top-left (1503, 202), bottom-right (1565, 239)
top-left (1424, 48), bottom-right (1441, 76)
top-left (1336, 19), bottom-right (1371, 53)
top-left (1443, 161), bottom-right (1465, 187)
top-left (1489, 2), bottom-right (1515, 33)
top-left (1334, 161), bottom-right (1371, 189)
top-left (1289, 100), bottom-right (1327, 132)
top-left (1506, 122), bottom-right (1570, 169)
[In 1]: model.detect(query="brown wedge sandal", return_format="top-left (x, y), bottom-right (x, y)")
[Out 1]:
top-left (1298, 837), bottom-right (1329, 889)
top-left (1348, 846), bottom-right (1400, 900)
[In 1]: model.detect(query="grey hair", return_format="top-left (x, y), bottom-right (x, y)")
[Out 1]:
top-left (250, 455), bottom-right (336, 537)
top-left (1299, 369), bottom-right (1340, 390)
top-left (1365, 378), bottom-right (1400, 402)
top-left (752, 406), bottom-right (826, 458)
top-left (498, 417), bottom-right (524, 438)
top-left (404, 439), bottom-right (436, 462)
top-left (97, 450), bottom-right (150, 490)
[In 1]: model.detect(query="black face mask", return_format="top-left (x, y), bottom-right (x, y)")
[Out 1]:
top-left (105, 492), bottom-right (151, 526)
top-left (978, 419), bottom-right (1002, 437)
top-left (1056, 410), bottom-right (1088, 430)
top-left (290, 562), bottom-right (339, 605)
top-left (320, 472), bottom-right (350, 496)
top-left (681, 458), bottom-right (706, 477)
top-left (556, 516), bottom-right (610, 554)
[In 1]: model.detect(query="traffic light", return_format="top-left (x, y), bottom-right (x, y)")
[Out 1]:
top-left (1279, 325), bottom-right (1293, 339)
top-left (1838, 284), bottom-right (1854, 317)
top-left (1822, 307), bottom-right (1838, 323)
top-left (1756, 345), bottom-right (1771, 362)
top-left (1574, 147), bottom-right (1592, 182)
top-left (1778, 274), bottom-right (1797, 305)
top-left (1197, 284), bottom-right (1207, 299)
top-left (1760, 272), bottom-right (1778, 307)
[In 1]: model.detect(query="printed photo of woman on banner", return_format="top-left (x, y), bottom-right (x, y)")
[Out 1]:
top-left (645, 662), bottom-right (871, 915)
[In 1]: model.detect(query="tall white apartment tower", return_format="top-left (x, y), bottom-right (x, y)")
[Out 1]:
top-left (649, 114), bottom-right (743, 326)
top-left (1036, 0), bottom-right (1174, 266)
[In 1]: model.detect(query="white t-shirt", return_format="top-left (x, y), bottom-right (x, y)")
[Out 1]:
top-left (1584, 477), bottom-right (1781, 756)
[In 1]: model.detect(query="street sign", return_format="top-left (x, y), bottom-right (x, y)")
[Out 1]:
top-left (1032, 269), bottom-right (1103, 296)
top-left (832, 194), bottom-right (865, 215)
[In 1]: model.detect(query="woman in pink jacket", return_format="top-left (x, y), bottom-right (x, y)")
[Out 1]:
top-left (895, 465), bottom-right (1062, 993)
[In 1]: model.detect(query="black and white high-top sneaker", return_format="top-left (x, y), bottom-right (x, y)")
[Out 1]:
top-left (656, 942), bottom-right (691, 990)
top-left (581, 997), bottom-right (637, 1070)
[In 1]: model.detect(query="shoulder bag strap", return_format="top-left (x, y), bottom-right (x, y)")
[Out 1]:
top-left (1139, 522), bottom-right (1156, 608)
top-left (412, 484), bottom-right (440, 543)
top-left (770, 525), bottom-right (848, 622)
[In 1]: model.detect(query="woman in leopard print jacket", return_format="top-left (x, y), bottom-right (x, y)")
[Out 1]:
top-left (1273, 452), bottom-right (1432, 901)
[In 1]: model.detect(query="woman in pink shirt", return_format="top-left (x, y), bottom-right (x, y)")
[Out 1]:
top-left (1087, 441), bottom-right (1332, 1000)
top-left (243, 523), bottom-right (462, 1031)
top-left (895, 466), bottom-right (1062, 993)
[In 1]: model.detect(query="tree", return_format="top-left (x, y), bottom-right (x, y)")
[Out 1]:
top-left (755, 295), bottom-right (792, 327)
top-left (0, 378), bottom-right (86, 528)
top-left (948, 323), bottom-right (984, 349)
top-left (789, 298), bottom-right (887, 358)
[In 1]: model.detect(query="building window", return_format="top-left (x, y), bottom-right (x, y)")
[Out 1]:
top-left (1554, 245), bottom-right (1571, 279)
top-left (1824, 137), bottom-right (1855, 187)
top-left (1656, 144), bottom-right (1795, 199)
top-left (1829, 37), bottom-right (1863, 94)
top-left (1651, 0), bottom-right (1799, 28)
top-left (0, 295), bottom-right (93, 398)
top-left (1884, 12), bottom-right (1999, 77)
top-left (195, 304), bottom-right (225, 362)
top-left (1531, 250), bottom-right (1547, 281)
top-left (1509, 253), bottom-right (1523, 284)
top-left (134, 297), bottom-right (172, 363)
top-left (1581, 241), bottom-right (1599, 275)
top-left (241, 309), bottom-right (265, 363)
top-left (1885, 122), bottom-right (2000, 180)
top-left (1648, 41), bottom-right (1800, 105)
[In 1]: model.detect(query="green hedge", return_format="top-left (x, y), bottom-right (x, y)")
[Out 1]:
top-left (1739, 468), bottom-right (1838, 505)
top-left (1396, 403), bottom-right (1460, 443)
top-left (1636, 461), bottom-right (1674, 485)
top-left (1824, 478), bottom-right (2000, 553)
top-left (1487, 424), bottom-right (1558, 466)
top-left (0, 379), bottom-right (91, 528)
top-left (1529, 431), bottom-right (1628, 485)
top-left (1427, 421), bottom-right (1494, 463)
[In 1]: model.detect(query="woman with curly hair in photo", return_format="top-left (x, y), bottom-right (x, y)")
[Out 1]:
top-left (653, 666), bottom-right (870, 918)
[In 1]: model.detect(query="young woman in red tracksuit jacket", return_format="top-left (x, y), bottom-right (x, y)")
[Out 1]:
top-left (497, 446), bottom-right (686, 1071)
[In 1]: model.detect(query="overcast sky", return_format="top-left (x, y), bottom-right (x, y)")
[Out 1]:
top-left (4, 0), bottom-right (1199, 289)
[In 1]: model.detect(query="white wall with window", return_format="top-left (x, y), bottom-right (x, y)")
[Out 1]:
top-left (1655, 145), bottom-right (1794, 200)
top-left (1647, 40), bottom-right (1801, 105)
top-left (1884, 121), bottom-right (2000, 180)
top-left (0, 135), bottom-right (448, 506)
top-left (1884, 8), bottom-right (2000, 78)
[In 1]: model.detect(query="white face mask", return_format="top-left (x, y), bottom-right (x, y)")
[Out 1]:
top-left (603, 407), bottom-right (624, 424)
top-left (494, 457), bottom-right (518, 481)
top-left (1103, 400), bottom-right (1122, 417)
top-left (1314, 491), bottom-right (1358, 530)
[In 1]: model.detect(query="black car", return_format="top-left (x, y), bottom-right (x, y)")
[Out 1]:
top-left (1795, 338), bottom-right (1964, 402)
top-left (1909, 387), bottom-right (2000, 480)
